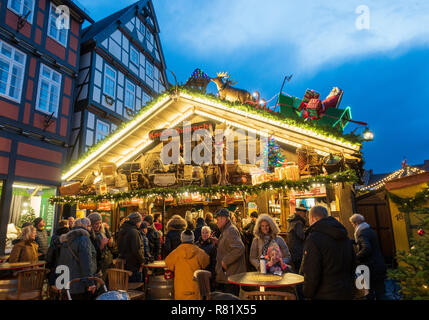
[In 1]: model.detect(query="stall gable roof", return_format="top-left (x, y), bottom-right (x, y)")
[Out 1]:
top-left (63, 90), bottom-right (363, 182)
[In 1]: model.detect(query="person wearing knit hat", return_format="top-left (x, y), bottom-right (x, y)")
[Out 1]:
top-left (143, 214), bottom-right (153, 225)
top-left (180, 229), bottom-right (194, 244)
top-left (33, 217), bottom-right (43, 228)
top-left (87, 212), bottom-right (102, 225)
top-left (143, 214), bottom-right (161, 261)
top-left (33, 217), bottom-right (48, 260)
top-left (138, 221), bottom-right (153, 263)
top-left (165, 229), bottom-right (209, 300)
top-left (128, 212), bottom-right (143, 226)
top-left (117, 212), bottom-right (145, 283)
top-left (88, 212), bottom-right (113, 278)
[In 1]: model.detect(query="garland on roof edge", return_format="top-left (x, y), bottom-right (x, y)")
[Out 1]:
top-left (50, 170), bottom-right (358, 205)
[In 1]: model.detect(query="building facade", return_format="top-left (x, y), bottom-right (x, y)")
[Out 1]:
top-left (71, 0), bottom-right (168, 160)
top-left (0, 0), bottom-right (92, 254)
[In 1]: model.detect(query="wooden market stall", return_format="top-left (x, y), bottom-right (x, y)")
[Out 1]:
top-left (52, 88), bottom-right (364, 240)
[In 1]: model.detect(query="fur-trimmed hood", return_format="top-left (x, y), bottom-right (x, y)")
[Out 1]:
top-left (60, 228), bottom-right (90, 243)
top-left (254, 214), bottom-right (280, 240)
top-left (166, 215), bottom-right (188, 231)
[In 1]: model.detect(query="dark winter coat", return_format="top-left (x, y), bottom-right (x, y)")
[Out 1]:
top-left (165, 215), bottom-right (188, 256)
top-left (146, 225), bottom-right (161, 260)
top-left (193, 218), bottom-right (206, 243)
top-left (57, 228), bottom-right (97, 294)
top-left (35, 228), bottom-right (49, 258)
top-left (46, 227), bottom-right (69, 284)
top-left (117, 221), bottom-right (145, 272)
top-left (91, 228), bottom-right (113, 274)
top-left (197, 237), bottom-right (217, 280)
top-left (301, 217), bottom-right (356, 300)
top-left (286, 214), bottom-right (307, 270)
top-left (355, 223), bottom-right (386, 281)
top-left (215, 219), bottom-right (246, 284)
top-left (139, 231), bottom-right (153, 263)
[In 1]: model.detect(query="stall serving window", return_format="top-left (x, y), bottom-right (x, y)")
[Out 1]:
top-left (4, 182), bottom-right (56, 250)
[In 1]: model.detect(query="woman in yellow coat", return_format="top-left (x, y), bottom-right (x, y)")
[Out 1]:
top-left (9, 225), bottom-right (39, 263)
top-left (165, 229), bottom-right (210, 300)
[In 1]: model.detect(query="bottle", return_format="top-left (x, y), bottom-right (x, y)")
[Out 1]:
top-left (260, 255), bottom-right (266, 274)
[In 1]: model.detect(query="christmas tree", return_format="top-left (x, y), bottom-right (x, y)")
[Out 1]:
top-left (387, 188), bottom-right (429, 300)
top-left (19, 203), bottom-right (36, 228)
top-left (265, 136), bottom-right (285, 173)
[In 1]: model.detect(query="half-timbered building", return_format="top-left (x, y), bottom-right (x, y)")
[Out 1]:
top-left (0, 0), bottom-right (93, 253)
top-left (71, 0), bottom-right (168, 160)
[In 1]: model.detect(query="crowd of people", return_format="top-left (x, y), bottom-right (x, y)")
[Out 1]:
top-left (4, 205), bottom-right (387, 300)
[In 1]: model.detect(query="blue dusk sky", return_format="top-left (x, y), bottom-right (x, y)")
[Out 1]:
top-left (77, 0), bottom-right (429, 174)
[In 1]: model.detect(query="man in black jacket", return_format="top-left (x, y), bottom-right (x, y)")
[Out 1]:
top-left (350, 214), bottom-right (386, 300)
top-left (144, 215), bottom-right (161, 260)
top-left (287, 207), bottom-right (307, 272)
top-left (117, 212), bottom-right (145, 282)
top-left (301, 206), bottom-right (356, 300)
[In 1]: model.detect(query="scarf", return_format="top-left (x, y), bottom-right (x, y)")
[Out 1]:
top-left (261, 235), bottom-right (272, 257)
top-left (354, 222), bottom-right (370, 242)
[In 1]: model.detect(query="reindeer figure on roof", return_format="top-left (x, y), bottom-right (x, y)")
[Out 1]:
top-left (211, 72), bottom-right (255, 104)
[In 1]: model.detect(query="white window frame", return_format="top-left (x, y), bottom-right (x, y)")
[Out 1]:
top-left (48, 3), bottom-right (68, 47)
top-left (0, 40), bottom-right (26, 103)
top-left (7, 0), bottom-right (34, 23)
top-left (95, 119), bottom-right (110, 143)
top-left (139, 21), bottom-right (146, 35)
top-left (35, 64), bottom-right (62, 117)
top-left (146, 61), bottom-right (154, 79)
top-left (124, 79), bottom-right (135, 110)
top-left (130, 45), bottom-right (139, 67)
top-left (146, 28), bottom-right (153, 44)
top-left (103, 65), bottom-right (116, 98)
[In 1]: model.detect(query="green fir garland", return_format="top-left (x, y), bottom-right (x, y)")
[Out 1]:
top-left (387, 184), bottom-right (429, 212)
top-left (50, 169), bottom-right (358, 205)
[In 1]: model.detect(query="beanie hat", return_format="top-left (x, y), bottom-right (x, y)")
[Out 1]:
top-left (128, 212), bottom-right (142, 224)
top-left (214, 208), bottom-right (230, 218)
top-left (181, 229), bottom-right (194, 243)
top-left (22, 222), bottom-right (32, 229)
top-left (87, 213), bottom-right (102, 224)
top-left (139, 221), bottom-right (148, 230)
top-left (250, 212), bottom-right (258, 218)
top-left (33, 217), bottom-right (43, 227)
top-left (144, 215), bottom-right (153, 225)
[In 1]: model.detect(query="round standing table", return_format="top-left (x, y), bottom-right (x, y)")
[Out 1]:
top-left (143, 260), bottom-right (167, 269)
top-left (228, 272), bottom-right (304, 292)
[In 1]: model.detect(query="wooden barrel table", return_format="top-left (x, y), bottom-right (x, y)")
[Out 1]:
top-left (145, 275), bottom-right (174, 300)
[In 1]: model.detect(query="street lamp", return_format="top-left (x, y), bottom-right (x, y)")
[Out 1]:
top-left (363, 127), bottom-right (374, 141)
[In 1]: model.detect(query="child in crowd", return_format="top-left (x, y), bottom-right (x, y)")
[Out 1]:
top-left (266, 244), bottom-right (288, 276)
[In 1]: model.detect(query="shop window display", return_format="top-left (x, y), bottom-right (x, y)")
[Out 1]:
top-left (2, 183), bottom-right (56, 251)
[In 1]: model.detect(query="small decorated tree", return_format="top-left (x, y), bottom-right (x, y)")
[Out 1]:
top-left (19, 204), bottom-right (36, 228)
top-left (387, 188), bottom-right (429, 300)
top-left (265, 136), bottom-right (285, 173)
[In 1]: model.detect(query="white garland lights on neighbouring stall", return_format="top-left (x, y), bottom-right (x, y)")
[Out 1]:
top-left (358, 166), bottom-right (427, 192)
